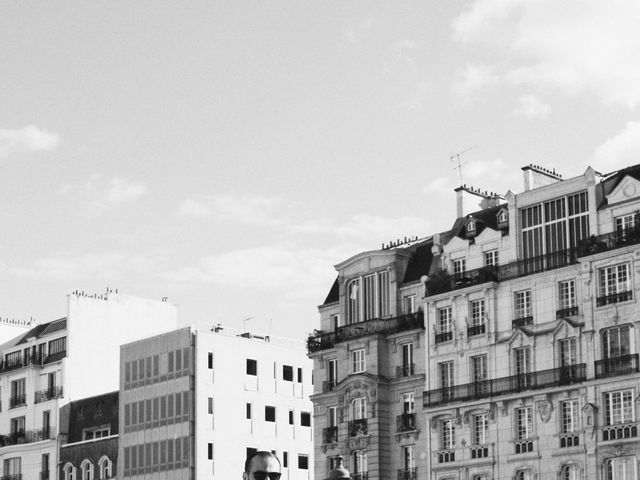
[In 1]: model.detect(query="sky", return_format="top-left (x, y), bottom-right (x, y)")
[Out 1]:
top-left (1, 1), bottom-right (640, 341)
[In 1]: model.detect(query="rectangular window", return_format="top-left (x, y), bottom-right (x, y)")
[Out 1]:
top-left (351, 397), bottom-right (366, 420)
top-left (298, 454), bottom-right (309, 470)
top-left (438, 307), bottom-right (452, 333)
top-left (404, 295), bottom-right (416, 314)
top-left (440, 419), bottom-right (455, 449)
top-left (402, 392), bottom-right (415, 414)
top-left (348, 278), bottom-right (361, 324)
top-left (402, 343), bottom-right (414, 371)
top-left (265, 406), bottom-right (276, 422)
top-left (453, 259), bottom-right (466, 278)
top-left (328, 406), bottom-right (338, 427)
top-left (603, 325), bottom-right (631, 358)
top-left (515, 347), bottom-right (530, 375)
top-left (175, 350), bottom-right (182, 371)
top-left (246, 403), bottom-right (251, 419)
top-left (282, 365), bottom-right (293, 381)
top-left (559, 338), bottom-right (577, 366)
top-left (246, 359), bottom-right (257, 376)
top-left (599, 264), bottom-right (631, 298)
top-left (484, 250), bottom-right (498, 266)
top-left (516, 407), bottom-right (533, 439)
top-left (514, 290), bottom-right (531, 319)
top-left (439, 361), bottom-right (454, 389)
top-left (471, 355), bottom-right (487, 382)
top-left (605, 390), bottom-right (635, 425)
top-left (208, 397), bottom-right (213, 415)
top-left (615, 213), bottom-right (639, 236)
top-left (378, 270), bottom-right (390, 317)
top-left (288, 410), bottom-right (294, 425)
top-left (10, 378), bottom-right (26, 404)
top-left (402, 445), bottom-right (415, 470)
top-left (283, 452), bottom-right (288, 468)
top-left (470, 300), bottom-right (485, 327)
top-left (561, 400), bottom-right (578, 433)
top-left (153, 355), bottom-right (159, 376)
top-left (48, 337), bottom-right (66, 355)
top-left (208, 353), bottom-right (213, 369)
top-left (168, 351), bottom-right (174, 373)
top-left (559, 280), bottom-right (576, 309)
top-left (207, 443), bottom-right (213, 460)
top-left (330, 314), bottom-right (340, 331)
top-left (352, 348), bottom-right (365, 374)
top-left (301, 411), bottom-right (311, 427)
top-left (363, 273), bottom-right (376, 320)
top-left (328, 359), bottom-right (338, 387)
top-left (297, 367), bottom-right (303, 383)
top-left (474, 414), bottom-right (488, 445)
top-left (10, 416), bottom-right (25, 435)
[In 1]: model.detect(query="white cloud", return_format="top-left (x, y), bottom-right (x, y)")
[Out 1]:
top-left (514, 94), bottom-right (550, 120)
top-left (592, 122), bottom-right (640, 171)
top-left (178, 194), bottom-right (284, 226)
top-left (0, 125), bottom-right (61, 159)
top-left (452, 1), bottom-right (640, 109)
top-left (61, 176), bottom-right (147, 213)
top-left (105, 178), bottom-right (147, 205)
top-left (452, 64), bottom-right (499, 100)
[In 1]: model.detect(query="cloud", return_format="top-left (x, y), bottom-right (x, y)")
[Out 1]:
top-left (61, 176), bottom-right (147, 213)
top-left (451, 1), bottom-right (640, 109)
top-left (105, 178), bottom-right (147, 205)
top-left (178, 194), bottom-right (284, 226)
top-left (452, 64), bottom-right (499, 101)
top-left (0, 125), bottom-right (61, 159)
top-left (424, 177), bottom-right (452, 194)
top-left (592, 122), bottom-right (640, 171)
top-left (514, 94), bottom-right (550, 120)
top-left (344, 17), bottom-right (373, 43)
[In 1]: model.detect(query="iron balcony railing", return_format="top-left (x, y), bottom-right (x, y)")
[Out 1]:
top-left (559, 432), bottom-right (579, 448)
top-left (577, 226), bottom-right (640, 257)
top-left (397, 468), bottom-right (417, 480)
top-left (467, 324), bottom-right (485, 337)
top-left (348, 419), bottom-right (368, 437)
top-left (556, 306), bottom-right (578, 319)
top-left (9, 395), bottom-right (26, 409)
top-left (512, 316), bottom-right (533, 328)
top-left (307, 312), bottom-right (424, 353)
top-left (34, 386), bottom-right (63, 404)
top-left (425, 249), bottom-right (579, 297)
top-left (596, 290), bottom-right (632, 307)
top-left (396, 364), bottom-right (415, 378)
top-left (0, 427), bottom-right (55, 447)
top-left (396, 413), bottom-right (416, 432)
top-left (595, 354), bottom-right (639, 379)
top-left (424, 364), bottom-right (586, 407)
top-left (602, 421), bottom-right (638, 441)
top-left (435, 331), bottom-right (453, 343)
top-left (322, 426), bottom-right (338, 444)
top-left (0, 353), bottom-right (45, 373)
top-left (322, 381), bottom-right (336, 393)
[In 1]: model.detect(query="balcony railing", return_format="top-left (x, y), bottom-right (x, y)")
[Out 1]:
top-left (1, 475), bottom-right (22, 480)
top-left (348, 419), bottom-right (368, 437)
top-left (307, 311), bottom-right (424, 353)
top-left (396, 413), bottom-right (416, 432)
top-left (578, 227), bottom-right (640, 257)
top-left (556, 306), bottom-right (578, 319)
top-left (322, 426), bottom-right (338, 444)
top-left (0, 353), bottom-right (45, 373)
top-left (596, 291), bottom-right (632, 307)
top-left (424, 364), bottom-right (586, 407)
top-left (34, 386), bottom-right (63, 404)
top-left (397, 468), bottom-right (417, 480)
top-left (9, 395), bottom-right (26, 409)
top-left (396, 364), bottom-right (415, 378)
top-left (435, 331), bottom-right (452, 344)
top-left (322, 381), bottom-right (336, 393)
top-left (0, 428), bottom-right (55, 447)
top-left (352, 474), bottom-right (368, 480)
top-left (514, 439), bottom-right (534, 454)
top-left (559, 432), bottom-right (580, 448)
top-left (602, 421), bottom-right (638, 441)
top-left (512, 316), bottom-right (533, 328)
top-left (595, 354), bottom-right (639, 379)
top-left (467, 324), bottom-right (485, 337)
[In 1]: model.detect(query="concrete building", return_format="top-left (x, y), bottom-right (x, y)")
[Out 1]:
top-left (0, 292), bottom-right (178, 480)
top-left (118, 326), bottom-right (314, 480)
top-left (309, 164), bottom-right (640, 480)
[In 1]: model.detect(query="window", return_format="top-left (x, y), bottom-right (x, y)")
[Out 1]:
top-left (246, 403), bottom-right (251, 419)
top-left (471, 355), bottom-right (487, 382)
top-left (283, 452), bottom-right (288, 468)
top-left (328, 359), bottom-right (338, 388)
top-left (560, 338), bottom-right (577, 366)
top-left (330, 314), bottom-right (340, 330)
top-left (603, 325), bottom-right (631, 358)
top-left (559, 280), bottom-right (576, 309)
top-left (402, 392), bottom-right (415, 414)
top-left (328, 406), bottom-right (338, 427)
top-left (207, 443), bottom-right (213, 460)
top-left (3, 458), bottom-right (21, 479)
top-left (439, 361), bottom-right (454, 390)
top-left (265, 406), bottom-right (276, 422)
top-left (10, 378), bottom-right (26, 407)
top-left (516, 406), bottom-right (533, 440)
top-left (98, 456), bottom-right (112, 479)
top-left (438, 306), bottom-right (452, 333)
top-left (10, 416), bottom-right (25, 435)
top-left (208, 397), bottom-right (213, 415)
top-left (41, 454), bottom-right (49, 478)
top-left (63, 463), bottom-right (75, 480)
top-left (80, 461), bottom-right (93, 480)
top-left (83, 426), bottom-right (110, 440)
top-left (48, 337), bottom-right (66, 355)
top-left (599, 264), bottom-right (631, 301)
top-left (604, 456), bottom-right (636, 480)
top-left (474, 414), bottom-right (488, 445)
top-left (246, 359), bottom-right (257, 376)
top-left (352, 348), bottom-right (365, 374)
top-left (514, 290), bottom-right (531, 319)
top-left (301, 411), bottom-right (311, 427)
top-left (616, 213), bottom-right (639, 237)
top-left (404, 295), bottom-right (415, 314)
top-left (401, 343), bottom-right (414, 376)
top-left (402, 445), bottom-right (414, 471)
top-left (515, 469), bottom-right (533, 480)
top-left (352, 397), bottom-right (366, 420)
top-left (348, 271), bottom-right (391, 323)
top-left (515, 347), bottom-right (530, 375)
top-left (604, 390), bottom-right (634, 426)
top-left (298, 454), bottom-right (309, 470)
top-left (470, 299), bottom-right (485, 328)
top-left (561, 400), bottom-right (578, 434)
top-left (353, 451), bottom-right (367, 474)
top-left (282, 365), bottom-right (293, 381)
top-left (484, 250), bottom-right (498, 266)
top-left (348, 278), bottom-right (361, 323)
top-left (453, 259), bottom-right (466, 278)
top-left (208, 353), bottom-right (213, 369)
top-left (246, 447), bottom-right (258, 461)
top-left (440, 419), bottom-right (455, 449)
top-left (297, 367), bottom-right (302, 383)
top-left (288, 410), bottom-right (294, 425)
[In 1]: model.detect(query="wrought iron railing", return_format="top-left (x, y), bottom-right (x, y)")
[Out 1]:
top-left (595, 354), bottom-right (639, 379)
top-left (397, 468), bottom-right (417, 480)
top-left (596, 291), bottom-right (632, 307)
top-left (348, 419), bottom-right (368, 437)
top-left (435, 331), bottom-right (453, 343)
top-left (577, 226), bottom-right (640, 257)
top-left (322, 381), bottom-right (336, 393)
top-left (0, 428), bottom-right (55, 447)
top-left (9, 395), bottom-right (26, 409)
top-left (34, 386), bottom-right (63, 404)
top-left (396, 364), bottom-right (415, 378)
top-left (467, 324), bottom-right (485, 337)
top-left (0, 353), bottom-right (45, 373)
top-left (512, 316), bottom-right (533, 328)
top-left (396, 413), bottom-right (416, 432)
top-left (556, 306), bottom-right (578, 319)
top-left (424, 364), bottom-right (586, 407)
top-left (559, 432), bottom-right (579, 448)
top-left (307, 312), bottom-right (424, 353)
top-left (322, 426), bottom-right (338, 444)
top-left (602, 421), bottom-right (638, 441)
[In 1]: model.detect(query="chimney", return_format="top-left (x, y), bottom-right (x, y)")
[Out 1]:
top-left (522, 164), bottom-right (562, 191)
top-left (455, 186), bottom-right (465, 217)
top-left (455, 185), bottom-right (504, 218)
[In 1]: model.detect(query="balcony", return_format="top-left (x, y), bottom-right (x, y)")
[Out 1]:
top-left (467, 324), bottom-right (485, 337)
top-left (512, 316), bottom-right (533, 328)
top-left (435, 331), bottom-right (452, 344)
top-left (307, 312), bottom-right (424, 353)
top-left (9, 395), bottom-right (26, 409)
top-left (425, 266), bottom-right (499, 296)
top-left (352, 474), bottom-right (368, 480)
top-left (596, 291), bottom-right (632, 307)
top-left (397, 468), bottom-right (417, 480)
top-left (514, 439), bottom-right (534, 454)
top-left (559, 432), bottom-right (579, 448)
top-left (577, 227), bottom-right (640, 257)
top-left (396, 364), bottom-right (415, 378)
top-left (595, 354), bottom-right (639, 379)
top-left (556, 306), bottom-right (578, 319)
top-left (322, 381), bottom-right (336, 393)
top-left (322, 426), bottom-right (338, 444)
top-left (0, 428), bottom-right (55, 447)
top-left (348, 419), bottom-right (368, 437)
top-left (396, 413), bottom-right (416, 432)
top-left (602, 422), bottom-right (638, 441)
top-left (424, 364), bottom-right (586, 407)
top-left (0, 353), bottom-right (45, 373)
top-left (34, 386), bottom-right (63, 404)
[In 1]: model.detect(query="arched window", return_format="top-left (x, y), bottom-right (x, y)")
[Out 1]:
top-left (98, 456), bottom-right (112, 479)
top-left (604, 456), bottom-right (636, 480)
top-left (80, 460), bottom-right (93, 480)
top-left (347, 279), bottom-right (360, 324)
top-left (63, 463), bottom-right (76, 480)
top-left (515, 469), bottom-right (533, 480)
top-left (561, 464), bottom-right (580, 480)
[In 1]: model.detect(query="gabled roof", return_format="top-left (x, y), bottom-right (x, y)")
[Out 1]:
top-left (597, 163), bottom-right (640, 208)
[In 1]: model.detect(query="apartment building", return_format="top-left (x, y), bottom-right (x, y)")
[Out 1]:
top-left (118, 326), bottom-right (313, 480)
top-left (309, 164), bottom-right (640, 480)
top-left (0, 292), bottom-right (178, 480)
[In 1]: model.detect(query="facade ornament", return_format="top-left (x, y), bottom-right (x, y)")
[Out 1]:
top-left (610, 445), bottom-right (632, 457)
top-left (536, 400), bottom-right (553, 423)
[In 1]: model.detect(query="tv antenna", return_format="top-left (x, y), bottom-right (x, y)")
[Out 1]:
top-left (450, 145), bottom-right (478, 185)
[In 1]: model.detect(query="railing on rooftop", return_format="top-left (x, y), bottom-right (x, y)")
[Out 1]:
top-left (577, 226), bottom-right (640, 257)
top-left (34, 386), bottom-right (63, 404)
top-left (595, 354), bottom-right (639, 379)
top-left (423, 364), bottom-right (586, 407)
top-left (307, 312), bottom-right (424, 353)
top-left (0, 428), bottom-right (55, 447)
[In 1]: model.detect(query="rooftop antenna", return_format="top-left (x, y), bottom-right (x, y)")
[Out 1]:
top-left (243, 316), bottom-right (253, 332)
top-left (450, 145), bottom-right (478, 185)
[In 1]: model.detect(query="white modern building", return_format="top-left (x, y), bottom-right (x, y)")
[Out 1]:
top-left (118, 326), bottom-right (314, 480)
top-left (0, 291), bottom-right (179, 480)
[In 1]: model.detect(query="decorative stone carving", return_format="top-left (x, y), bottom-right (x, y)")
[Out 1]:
top-left (348, 436), bottom-right (370, 451)
top-left (536, 400), bottom-right (553, 423)
top-left (610, 445), bottom-right (632, 457)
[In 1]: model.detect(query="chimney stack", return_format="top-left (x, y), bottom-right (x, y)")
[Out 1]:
top-left (522, 164), bottom-right (562, 191)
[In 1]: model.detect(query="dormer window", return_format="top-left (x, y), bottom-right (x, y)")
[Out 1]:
top-left (466, 219), bottom-right (477, 237)
top-left (497, 208), bottom-right (508, 226)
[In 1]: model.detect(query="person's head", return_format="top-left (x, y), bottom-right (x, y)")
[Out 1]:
top-left (243, 451), bottom-right (281, 480)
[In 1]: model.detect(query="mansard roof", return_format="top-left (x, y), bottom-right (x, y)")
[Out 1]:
top-left (1, 317), bottom-right (67, 350)
top-left (450, 204), bottom-right (506, 239)
top-left (597, 163), bottom-right (640, 208)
